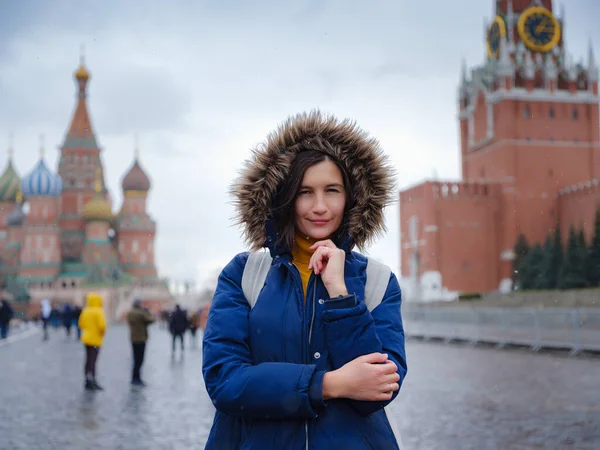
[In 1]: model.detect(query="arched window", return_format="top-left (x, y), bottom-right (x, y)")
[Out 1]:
top-left (524, 105), bottom-right (531, 118)
top-left (549, 106), bottom-right (555, 118)
top-left (572, 107), bottom-right (579, 119)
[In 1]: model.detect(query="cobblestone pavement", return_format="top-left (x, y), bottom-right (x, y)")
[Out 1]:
top-left (0, 325), bottom-right (598, 449)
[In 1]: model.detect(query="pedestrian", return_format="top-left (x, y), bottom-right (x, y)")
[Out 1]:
top-left (188, 309), bottom-right (199, 348)
top-left (202, 111), bottom-right (407, 449)
top-left (40, 298), bottom-right (52, 340)
top-left (168, 304), bottom-right (188, 355)
top-left (62, 303), bottom-right (74, 338)
top-left (78, 292), bottom-right (106, 391)
top-left (72, 304), bottom-right (82, 340)
top-left (126, 299), bottom-right (154, 386)
top-left (0, 297), bottom-right (14, 339)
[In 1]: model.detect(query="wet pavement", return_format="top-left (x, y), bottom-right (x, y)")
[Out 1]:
top-left (0, 324), bottom-right (598, 449)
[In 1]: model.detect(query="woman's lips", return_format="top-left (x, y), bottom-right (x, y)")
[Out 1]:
top-left (309, 220), bottom-right (329, 226)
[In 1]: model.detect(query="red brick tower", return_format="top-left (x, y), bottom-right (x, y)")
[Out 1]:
top-left (19, 146), bottom-right (63, 281)
top-left (116, 148), bottom-right (157, 279)
top-left (399, 0), bottom-right (600, 300)
top-left (57, 57), bottom-right (107, 263)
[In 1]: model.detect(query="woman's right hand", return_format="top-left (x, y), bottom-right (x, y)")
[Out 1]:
top-left (323, 353), bottom-right (400, 401)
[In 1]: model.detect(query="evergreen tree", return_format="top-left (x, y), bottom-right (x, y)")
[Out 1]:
top-left (557, 225), bottom-right (588, 290)
top-left (512, 233), bottom-right (529, 290)
top-left (537, 234), bottom-right (554, 290)
top-left (544, 223), bottom-right (563, 289)
top-left (588, 206), bottom-right (600, 287)
top-left (518, 243), bottom-right (545, 290)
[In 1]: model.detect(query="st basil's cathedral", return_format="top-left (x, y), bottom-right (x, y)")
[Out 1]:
top-left (0, 59), bottom-right (173, 319)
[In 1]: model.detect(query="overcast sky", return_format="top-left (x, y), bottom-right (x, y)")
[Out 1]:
top-left (1, 0), bottom-right (599, 290)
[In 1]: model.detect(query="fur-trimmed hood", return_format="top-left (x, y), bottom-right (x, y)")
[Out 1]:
top-left (230, 110), bottom-right (396, 253)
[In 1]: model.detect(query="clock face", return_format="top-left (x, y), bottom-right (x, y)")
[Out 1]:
top-left (518, 6), bottom-right (561, 53)
top-left (487, 16), bottom-right (506, 58)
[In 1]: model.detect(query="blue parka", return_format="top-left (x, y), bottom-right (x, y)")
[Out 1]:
top-left (202, 111), bottom-right (407, 449)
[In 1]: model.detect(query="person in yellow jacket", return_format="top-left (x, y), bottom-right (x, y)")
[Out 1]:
top-left (78, 292), bottom-right (107, 391)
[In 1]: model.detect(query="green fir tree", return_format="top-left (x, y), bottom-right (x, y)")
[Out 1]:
top-left (537, 234), bottom-right (554, 290)
top-left (512, 233), bottom-right (529, 290)
top-left (557, 226), bottom-right (588, 290)
top-left (518, 243), bottom-right (545, 290)
top-left (544, 223), bottom-right (563, 290)
top-left (587, 206), bottom-right (600, 287)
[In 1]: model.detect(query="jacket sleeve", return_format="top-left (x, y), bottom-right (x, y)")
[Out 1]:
top-left (202, 253), bottom-right (325, 420)
top-left (97, 311), bottom-right (107, 337)
top-left (322, 272), bottom-right (407, 416)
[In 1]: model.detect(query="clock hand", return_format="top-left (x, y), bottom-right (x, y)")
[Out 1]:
top-left (535, 19), bottom-right (547, 34)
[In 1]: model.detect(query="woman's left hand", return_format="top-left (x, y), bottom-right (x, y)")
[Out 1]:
top-left (308, 240), bottom-right (348, 297)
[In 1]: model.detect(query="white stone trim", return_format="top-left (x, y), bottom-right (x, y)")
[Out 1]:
top-left (486, 100), bottom-right (494, 138)
top-left (500, 249), bottom-right (515, 261)
top-left (488, 87), bottom-right (599, 104)
top-left (424, 225), bottom-right (439, 232)
top-left (468, 138), bottom-right (600, 157)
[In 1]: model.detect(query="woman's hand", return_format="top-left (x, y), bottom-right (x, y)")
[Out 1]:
top-left (322, 353), bottom-right (400, 401)
top-left (308, 239), bottom-right (348, 297)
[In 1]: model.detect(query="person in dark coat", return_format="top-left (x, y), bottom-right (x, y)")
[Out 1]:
top-left (62, 303), bottom-right (74, 338)
top-left (0, 298), bottom-right (14, 339)
top-left (126, 299), bottom-right (155, 386)
top-left (202, 111), bottom-right (407, 449)
top-left (168, 305), bottom-right (188, 354)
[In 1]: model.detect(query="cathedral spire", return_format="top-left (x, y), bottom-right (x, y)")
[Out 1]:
top-left (62, 54), bottom-right (98, 150)
top-left (497, 37), bottom-right (513, 77)
top-left (8, 132), bottom-right (13, 161)
top-left (588, 39), bottom-right (598, 82)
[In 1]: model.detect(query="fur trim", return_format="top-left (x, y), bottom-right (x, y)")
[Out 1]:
top-left (230, 110), bottom-right (396, 251)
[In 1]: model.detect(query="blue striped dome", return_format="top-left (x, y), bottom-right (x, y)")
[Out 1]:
top-left (21, 158), bottom-right (63, 197)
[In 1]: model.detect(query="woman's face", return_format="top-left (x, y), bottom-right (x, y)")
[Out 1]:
top-left (294, 160), bottom-right (346, 241)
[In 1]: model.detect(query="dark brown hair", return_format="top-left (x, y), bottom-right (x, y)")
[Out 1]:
top-left (271, 150), bottom-right (353, 252)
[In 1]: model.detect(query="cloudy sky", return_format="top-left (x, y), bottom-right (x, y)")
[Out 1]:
top-left (1, 0), bottom-right (598, 290)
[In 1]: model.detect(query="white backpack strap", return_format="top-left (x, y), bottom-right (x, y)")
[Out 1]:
top-left (364, 257), bottom-right (391, 312)
top-left (241, 251), bottom-right (273, 309)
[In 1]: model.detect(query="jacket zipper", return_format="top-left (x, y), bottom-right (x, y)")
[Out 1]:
top-left (306, 275), bottom-right (318, 450)
top-left (288, 261), bottom-right (318, 450)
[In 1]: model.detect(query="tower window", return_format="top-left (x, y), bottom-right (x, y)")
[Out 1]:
top-left (549, 107), bottom-right (555, 118)
top-left (572, 108), bottom-right (578, 119)
top-left (524, 105), bottom-right (531, 118)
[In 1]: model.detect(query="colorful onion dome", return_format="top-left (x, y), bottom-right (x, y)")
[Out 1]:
top-left (6, 191), bottom-right (25, 227)
top-left (21, 157), bottom-right (62, 197)
top-left (82, 169), bottom-right (113, 222)
top-left (0, 158), bottom-right (20, 202)
top-left (122, 159), bottom-right (150, 192)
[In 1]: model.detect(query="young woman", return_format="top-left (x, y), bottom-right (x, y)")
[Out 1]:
top-left (202, 111), bottom-right (407, 449)
top-left (78, 292), bottom-right (106, 391)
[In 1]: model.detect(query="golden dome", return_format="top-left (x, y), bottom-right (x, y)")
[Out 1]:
top-left (75, 64), bottom-right (89, 81)
top-left (82, 168), bottom-right (112, 221)
top-left (82, 195), bottom-right (113, 221)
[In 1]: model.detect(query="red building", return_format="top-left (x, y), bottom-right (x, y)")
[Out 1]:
top-left (399, 0), bottom-right (600, 301)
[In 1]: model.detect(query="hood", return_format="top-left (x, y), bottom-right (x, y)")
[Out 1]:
top-left (230, 110), bottom-right (396, 253)
top-left (86, 292), bottom-right (103, 308)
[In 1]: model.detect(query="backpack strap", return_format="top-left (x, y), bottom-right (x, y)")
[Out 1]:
top-left (241, 251), bottom-right (273, 309)
top-left (241, 252), bottom-right (390, 311)
top-left (364, 258), bottom-right (391, 312)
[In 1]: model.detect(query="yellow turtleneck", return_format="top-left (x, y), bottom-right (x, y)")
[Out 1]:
top-left (292, 232), bottom-right (318, 300)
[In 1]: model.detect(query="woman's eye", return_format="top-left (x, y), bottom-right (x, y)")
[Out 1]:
top-left (327, 188), bottom-right (340, 193)
top-left (298, 190), bottom-right (310, 195)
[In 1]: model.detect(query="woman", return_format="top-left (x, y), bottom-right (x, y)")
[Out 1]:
top-left (78, 292), bottom-right (106, 391)
top-left (202, 111), bottom-right (407, 449)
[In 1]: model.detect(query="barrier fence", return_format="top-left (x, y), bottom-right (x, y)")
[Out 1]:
top-left (402, 306), bottom-right (600, 354)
